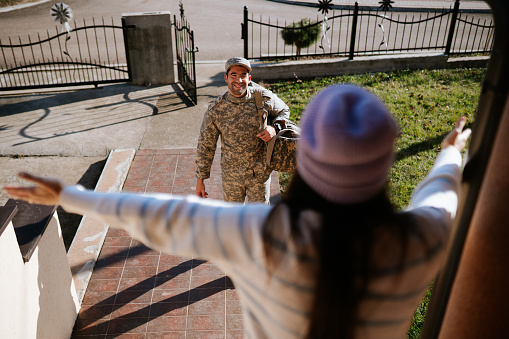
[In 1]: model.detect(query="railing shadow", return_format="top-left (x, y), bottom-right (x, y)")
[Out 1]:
top-left (0, 83), bottom-right (194, 147)
top-left (73, 257), bottom-right (234, 337)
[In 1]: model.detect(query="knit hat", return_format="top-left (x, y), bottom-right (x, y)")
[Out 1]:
top-left (297, 84), bottom-right (399, 204)
top-left (225, 57), bottom-right (252, 73)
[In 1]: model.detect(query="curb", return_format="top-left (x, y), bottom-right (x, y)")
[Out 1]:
top-left (0, 0), bottom-right (49, 13)
top-left (66, 148), bottom-right (135, 305)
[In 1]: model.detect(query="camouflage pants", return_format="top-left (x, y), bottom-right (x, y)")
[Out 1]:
top-left (222, 176), bottom-right (271, 205)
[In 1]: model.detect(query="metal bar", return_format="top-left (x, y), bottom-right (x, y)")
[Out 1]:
top-left (93, 17), bottom-right (103, 82)
top-left (349, 2), bottom-right (359, 60)
top-left (190, 29), bottom-right (197, 104)
top-left (283, 18), bottom-right (287, 57)
top-left (251, 13), bottom-right (253, 59)
top-left (37, 32), bottom-right (49, 85)
top-left (276, 17), bottom-right (279, 57)
top-left (112, 17), bottom-right (120, 80)
top-left (1, 38), bottom-right (13, 88)
top-left (102, 17), bottom-right (112, 81)
top-left (400, 16), bottom-right (407, 51)
top-left (364, 9), bottom-right (371, 53)
top-left (371, 9), bottom-right (378, 52)
top-left (77, 19), bottom-right (89, 82)
top-left (407, 15), bottom-right (414, 51)
top-left (331, 9), bottom-right (337, 54)
top-left (243, 6), bottom-right (248, 59)
top-left (357, 8), bottom-right (364, 53)
top-left (55, 26), bottom-right (66, 84)
top-left (28, 35), bottom-right (41, 86)
top-left (259, 15), bottom-right (262, 59)
top-left (18, 36), bottom-right (31, 85)
top-left (428, 12), bottom-right (435, 48)
top-left (475, 18), bottom-right (484, 52)
top-left (267, 16), bottom-right (270, 58)
top-left (415, 13), bottom-right (422, 50)
top-left (456, 13), bottom-right (467, 54)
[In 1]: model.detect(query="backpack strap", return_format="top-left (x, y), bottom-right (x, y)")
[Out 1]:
top-left (252, 87), bottom-right (267, 131)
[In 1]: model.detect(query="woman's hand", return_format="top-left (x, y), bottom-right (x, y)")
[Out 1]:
top-left (3, 172), bottom-right (64, 206)
top-left (442, 117), bottom-right (472, 152)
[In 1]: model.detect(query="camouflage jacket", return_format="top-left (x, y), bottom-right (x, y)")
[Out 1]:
top-left (195, 86), bottom-right (290, 182)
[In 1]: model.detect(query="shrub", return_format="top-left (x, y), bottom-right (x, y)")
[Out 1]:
top-left (280, 19), bottom-right (321, 56)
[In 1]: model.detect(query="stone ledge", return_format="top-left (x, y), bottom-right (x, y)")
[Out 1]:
top-left (66, 149), bottom-right (135, 305)
top-left (251, 53), bottom-right (489, 81)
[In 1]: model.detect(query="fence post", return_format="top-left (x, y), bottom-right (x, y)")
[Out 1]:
top-left (349, 2), bottom-right (359, 60)
top-left (445, 0), bottom-right (460, 55)
top-left (243, 6), bottom-right (249, 59)
top-left (121, 17), bottom-right (133, 83)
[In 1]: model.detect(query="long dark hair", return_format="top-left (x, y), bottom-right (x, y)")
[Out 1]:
top-left (263, 171), bottom-right (415, 338)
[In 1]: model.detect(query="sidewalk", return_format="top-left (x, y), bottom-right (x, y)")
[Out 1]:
top-left (71, 149), bottom-right (279, 338)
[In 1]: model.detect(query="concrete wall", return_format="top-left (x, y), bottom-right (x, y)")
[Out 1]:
top-left (123, 11), bottom-right (175, 86)
top-left (0, 214), bottom-right (79, 339)
top-left (251, 54), bottom-right (490, 81)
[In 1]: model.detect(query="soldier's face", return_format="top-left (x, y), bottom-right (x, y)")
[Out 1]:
top-left (225, 66), bottom-right (251, 97)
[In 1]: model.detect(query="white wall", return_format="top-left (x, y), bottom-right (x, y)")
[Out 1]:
top-left (0, 214), bottom-right (79, 339)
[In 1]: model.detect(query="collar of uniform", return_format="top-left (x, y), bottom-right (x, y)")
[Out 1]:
top-left (226, 87), bottom-right (253, 103)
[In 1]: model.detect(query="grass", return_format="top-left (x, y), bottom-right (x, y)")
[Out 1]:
top-left (261, 67), bottom-right (485, 337)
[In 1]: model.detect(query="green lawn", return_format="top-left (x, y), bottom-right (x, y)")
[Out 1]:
top-left (261, 67), bottom-right (485, 337)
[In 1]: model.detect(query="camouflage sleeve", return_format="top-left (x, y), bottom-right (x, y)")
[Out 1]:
top-left (262, 88), bottom-right (290, 125)
top-left (195, 105), bottom-right (220, 180)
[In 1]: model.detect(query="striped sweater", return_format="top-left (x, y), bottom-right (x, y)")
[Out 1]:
top-left (60, 146), bottom-right (462, 339)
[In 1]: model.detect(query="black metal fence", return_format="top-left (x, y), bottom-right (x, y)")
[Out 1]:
top-left (174, 8), bottom-right (198, 105)
top-left (242, 1), bottom-right (494, 61)
top-left (0, 17), bottom-right (129, 91)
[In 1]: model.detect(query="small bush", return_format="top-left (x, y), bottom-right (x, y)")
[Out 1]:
top-left (280, 19), bottom-right (321, 56)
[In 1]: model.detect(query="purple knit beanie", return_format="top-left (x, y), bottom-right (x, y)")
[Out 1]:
top-left (297, 84), bottom-right (399, 204)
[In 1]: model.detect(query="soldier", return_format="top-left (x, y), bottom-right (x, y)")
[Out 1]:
top-left (195, 57), bottom-right (290, 204)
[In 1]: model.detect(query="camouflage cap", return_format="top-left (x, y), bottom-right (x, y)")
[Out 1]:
top-left (225, 57), bottom-right (252, 73)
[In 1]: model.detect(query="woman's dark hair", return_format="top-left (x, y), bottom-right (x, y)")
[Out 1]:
top-left (263, 171), bottom-right (416, 338)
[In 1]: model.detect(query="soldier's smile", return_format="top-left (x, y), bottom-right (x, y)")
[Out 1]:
top-left (225, 65), bottom-right (251, 98)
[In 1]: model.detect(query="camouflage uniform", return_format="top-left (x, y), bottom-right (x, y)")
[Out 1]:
top-left (196, 86), bottom-right (290, 204)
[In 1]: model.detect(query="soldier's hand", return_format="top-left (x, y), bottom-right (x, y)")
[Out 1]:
top-left (256, 125), bottom-right (276, 142)
top-left (196, 179), bottom-right (208, 198)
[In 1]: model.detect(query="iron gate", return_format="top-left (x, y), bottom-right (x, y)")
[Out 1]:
top-left (0, 17), bottom-right (130, 91)
top-left (174, 6), bottom-right (198, 105)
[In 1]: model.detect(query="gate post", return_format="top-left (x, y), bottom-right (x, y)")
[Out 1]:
top-left (445, 0), bottom-right (460, 55)
top-left (349, 2), bottom-right (359, 60)
top-left (122, 12), bottom-right (175, 86)
top-left (243, 6), bottom-right (249, 59)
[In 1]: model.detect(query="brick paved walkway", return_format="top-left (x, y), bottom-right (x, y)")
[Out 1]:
top-left (71, 148), bottom-right (280, 338)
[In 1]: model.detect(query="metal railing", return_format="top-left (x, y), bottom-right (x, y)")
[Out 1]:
top-left (242, 0), bottom-right (494, 61)
top-left (0, 17), bottom-right (129, 91)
